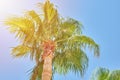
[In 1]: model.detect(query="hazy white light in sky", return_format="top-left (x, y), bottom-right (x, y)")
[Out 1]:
top-left (0, 0), bottom-right (67, 20)
top-left (0, 0), bottom-right (16, 16)
top-left (0, 0), bottom-right (38, 20)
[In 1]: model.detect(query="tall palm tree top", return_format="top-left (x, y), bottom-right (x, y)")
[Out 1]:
top-left (5, 0), bottom-right (100, 79)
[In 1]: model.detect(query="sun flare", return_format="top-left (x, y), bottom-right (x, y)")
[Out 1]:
top-left (0, 0), bottom-right (17, 18)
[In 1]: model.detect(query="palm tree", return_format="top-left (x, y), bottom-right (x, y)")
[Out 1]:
top-left (5, 0), bottom-right (99, 80)
top-left (90, 67), bottom-right (120, 80)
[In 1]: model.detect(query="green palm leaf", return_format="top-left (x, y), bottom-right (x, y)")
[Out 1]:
top-left (69, 35), bottom-right (99, 56)
top-left (109, 70), bottom-right (120, 80)
top-left (90, 67), bottom-right (120, 80)
top-left (11, 45), bottom-right (31, 57)
top-left (5, 17), bottom-right (35, 43)
top-left (53, 49), bottom-right (88, 76)
top-left (43, 0), bottom-right (58, 25)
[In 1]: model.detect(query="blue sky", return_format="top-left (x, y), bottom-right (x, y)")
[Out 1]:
top-left (0, 0), bottom-right (120, 80)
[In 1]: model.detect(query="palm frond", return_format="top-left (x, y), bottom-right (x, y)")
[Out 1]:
top-left (56, 35), bottom-right (99, 57)
top-left (5, 17), bottom-right (35, 42)
top-left (109, 70), bottom-right (120, 80)
top-left (69, 35), bottom-right (100, 56)
top-left (25, 10), bottom-right (44, 40)
top-left (90, 67), bottom-right (120, 80)
top-left (53, 48), bottom-right (88, 76)
top-left (41, 0), bottom-right (59, 40)
top-left (55, 18), bottom-right (83, 41)
top-left (11, 45), bottom-right (31, 57)
top-left (26, 10), bottom-right (42, 25)
top-left (43, 0), bottom-right (59, 25)
top-left (90, 67), bottom-right (109, 80)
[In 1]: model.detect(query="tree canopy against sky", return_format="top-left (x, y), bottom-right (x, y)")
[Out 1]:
top-left (4, 0), bottom-right (99, 80)
top-left (90, 67), bottom-right (120, 80)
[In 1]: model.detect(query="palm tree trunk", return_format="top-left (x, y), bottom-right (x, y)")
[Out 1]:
top-left (42, 52), bottom-right (53, 80)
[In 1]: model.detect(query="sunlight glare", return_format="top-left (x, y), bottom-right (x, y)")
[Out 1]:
top-left (0, 0), bottom-right (17, 19)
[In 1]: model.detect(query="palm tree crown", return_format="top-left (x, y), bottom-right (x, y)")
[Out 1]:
top-left (90, 67), bottom-right (120, 80)
top-left (5, 1), bottom-right (99, 80)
